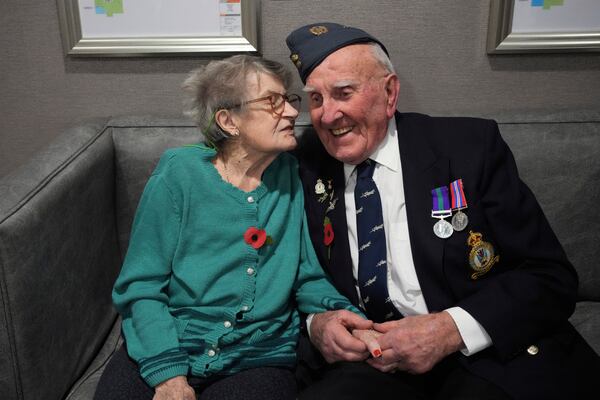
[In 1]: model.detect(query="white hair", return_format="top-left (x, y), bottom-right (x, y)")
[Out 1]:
top-left (369, 42), bottom-right (395, 74)
top-left (182, 55), bottom-right (292, 149)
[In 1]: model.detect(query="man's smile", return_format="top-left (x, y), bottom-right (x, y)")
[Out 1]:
top-left (331, 126), bottom-right (354, 136)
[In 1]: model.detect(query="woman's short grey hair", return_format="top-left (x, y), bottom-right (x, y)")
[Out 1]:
top-left (182, 55), bottom-right (293, 148)
top-left (369, 42), bottom-right (396, 74)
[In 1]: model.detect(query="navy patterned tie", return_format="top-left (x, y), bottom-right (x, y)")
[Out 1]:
top-left (355, 160), bottom-right (401, 322)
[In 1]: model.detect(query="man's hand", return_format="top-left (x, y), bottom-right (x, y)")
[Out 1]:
top-left (310, 310), bottom-right (373, 363)
top-left (367, 312), bottom-right (464, 374)
top-left (153, 376), bottom-right (195, 400)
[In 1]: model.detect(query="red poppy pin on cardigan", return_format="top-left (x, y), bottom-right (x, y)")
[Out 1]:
top-left (244, 227), bottom-right (273, 249)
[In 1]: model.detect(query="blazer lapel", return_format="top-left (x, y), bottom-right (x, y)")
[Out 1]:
top-left (396, 112), bottom-right (453, 312)
top-left (300, 144), bottom-right (358, 306)
top-left (325, 161), bottom-right (359, 305)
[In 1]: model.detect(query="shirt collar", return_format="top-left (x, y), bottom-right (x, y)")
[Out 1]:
top-left (343, 118), bottom-right (400, 184)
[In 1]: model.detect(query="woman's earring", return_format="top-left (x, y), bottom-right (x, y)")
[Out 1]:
top-left (231, 128), bottom-right (240, 137)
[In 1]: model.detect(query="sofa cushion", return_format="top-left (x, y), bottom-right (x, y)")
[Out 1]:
top-left (570, 301), bottom-right (600, 355)
top-left (65, 318), bottom-right (123, 400)
top-left (110, 116), bottom-right (201, 257)
top-left (499, 119), bottom-right (600, 301)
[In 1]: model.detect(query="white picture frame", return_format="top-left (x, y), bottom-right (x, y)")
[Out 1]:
top-left (57, 0), bottom-right (260, 56)
top-left (487, 0), bottom-right (600, 54)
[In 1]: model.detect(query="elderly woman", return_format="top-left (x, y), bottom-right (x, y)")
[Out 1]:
top-left (93, 55), bottom-right (368, 400)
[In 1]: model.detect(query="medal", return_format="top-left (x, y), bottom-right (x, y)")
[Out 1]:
top-left (450, 179), bottom-right (469, 231)
top-left (431, 185), bottom-right (453, 239)
top-left (452, 211), bottom-right (469, 231)
top-left (433, 219), bottom-right (453, 239)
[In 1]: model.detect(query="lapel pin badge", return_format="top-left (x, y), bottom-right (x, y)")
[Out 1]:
top-left (467, 231), bottom-right (499, 280)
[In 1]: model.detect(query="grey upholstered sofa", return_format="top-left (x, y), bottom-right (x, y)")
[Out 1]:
top-left (1, 112), bottom-right (599, 400)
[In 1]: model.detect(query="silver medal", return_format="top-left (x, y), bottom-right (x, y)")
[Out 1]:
top-left (451, 210), bottom-right (469, 231)
top-left (433, 218), bottom-right (453, 239)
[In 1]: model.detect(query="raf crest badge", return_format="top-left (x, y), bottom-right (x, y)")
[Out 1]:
top-left (309, 25), bottom-right (328, 36)
top-left (467, 231), bottom-right (499, 280)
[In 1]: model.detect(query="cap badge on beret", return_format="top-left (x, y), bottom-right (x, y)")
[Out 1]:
top-left (309, 25), bottom-right (328, 36)
top-left (290, 53), bottom-right (301, 68)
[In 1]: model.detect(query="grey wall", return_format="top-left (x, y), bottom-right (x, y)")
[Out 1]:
top-left (1, 0), bottom-right (600, 178)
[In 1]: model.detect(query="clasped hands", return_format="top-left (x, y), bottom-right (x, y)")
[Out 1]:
top-left (309, 310), bottom-right (464, 374)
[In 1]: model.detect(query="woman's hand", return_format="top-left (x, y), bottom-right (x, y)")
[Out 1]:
top-left (309, 310), bottom-right (373, 363)
top-left (351, 328), bottom-right (383, 358)
top-left (153, 376), bottom-right (196, 400)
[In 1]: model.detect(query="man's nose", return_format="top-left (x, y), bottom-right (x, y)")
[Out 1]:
top-left (320, 99), bottom-right (342, 125)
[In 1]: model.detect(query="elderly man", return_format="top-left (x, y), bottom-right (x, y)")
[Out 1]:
top-left (287, 22), bottom-right (599, 399)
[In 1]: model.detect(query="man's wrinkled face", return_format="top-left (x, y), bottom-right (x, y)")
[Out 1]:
top-left (304, 44), bottom-right (399, 165)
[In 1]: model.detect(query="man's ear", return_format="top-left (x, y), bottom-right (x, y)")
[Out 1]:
top-left (384, 74), bottom-right (400, 119)
top-left (214, 109), bottom-right (239, 136)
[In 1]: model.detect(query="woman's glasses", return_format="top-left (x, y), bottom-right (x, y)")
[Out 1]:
top-left (230, 93), bottom-right (301, 117)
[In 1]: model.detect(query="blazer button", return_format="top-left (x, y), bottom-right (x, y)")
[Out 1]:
top-left (527, 345), bottom-right (539, 355)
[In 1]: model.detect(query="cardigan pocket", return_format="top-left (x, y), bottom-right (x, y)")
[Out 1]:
top-left (247, 328), bottom-right (268, 345)
top-left (174, 318), bottom-right (206, 356)
top-left (173, 317), bottom-right (190, 336)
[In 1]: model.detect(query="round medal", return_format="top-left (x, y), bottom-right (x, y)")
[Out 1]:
top-left (433, 219), bottom-right (453, 239)
top-left (451, 210), bottom-right (469, 231)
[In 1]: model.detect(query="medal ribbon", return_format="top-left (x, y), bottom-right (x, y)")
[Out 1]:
top-left (431, 186), bottom-right (451, 216)
top-left (450, 179), bottom-right (467, 210)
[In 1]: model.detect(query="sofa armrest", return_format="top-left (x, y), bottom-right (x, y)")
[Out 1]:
top-left (0, 121), bottom-right (122, 400)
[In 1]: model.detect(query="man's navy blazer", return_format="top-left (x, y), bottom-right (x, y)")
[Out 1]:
top-left (295, 111), bottom-right (599, 399)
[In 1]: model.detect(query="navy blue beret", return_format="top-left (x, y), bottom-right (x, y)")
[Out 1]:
top-left (285, 22), bottom-right (388, 83)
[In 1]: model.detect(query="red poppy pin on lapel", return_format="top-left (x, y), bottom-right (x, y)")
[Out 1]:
top-left (316, 178), bottom-right (337, 259)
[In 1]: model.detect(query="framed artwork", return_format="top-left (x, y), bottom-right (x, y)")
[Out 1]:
top-left (487, 0), bottom-right (600, 53)
top-left (56, 0), bottom-right (260, 56)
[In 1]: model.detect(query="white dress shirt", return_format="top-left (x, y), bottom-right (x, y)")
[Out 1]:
top-left (340, 118), bottom-right (492, 356)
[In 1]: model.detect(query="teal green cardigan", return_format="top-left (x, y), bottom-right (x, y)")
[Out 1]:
top-left (112, 146), bottom-right (361, 387)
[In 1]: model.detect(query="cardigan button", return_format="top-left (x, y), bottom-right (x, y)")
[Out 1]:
top-left (527, 345), bottom-right (539, 355)
top-left (241, 305), bottom-right (249, 311)
top-left (207, 349), bottom-right (216, 357)
top-left (224, 321), bottom-right (232, 328)
top-left (247, 267), bottom-right (255, 275)
top-left (247, 196), bottom-right (255, 203)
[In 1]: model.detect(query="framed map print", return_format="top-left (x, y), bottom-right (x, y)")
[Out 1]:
top-left (57, 0), bottom-right (260, 56)
top-left (487, 0), bottom-right (600, 53)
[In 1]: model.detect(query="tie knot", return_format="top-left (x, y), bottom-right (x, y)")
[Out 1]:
top-left (356, 160), bottom-right (376, 180)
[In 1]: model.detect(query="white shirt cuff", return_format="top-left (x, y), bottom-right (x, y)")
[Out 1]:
top-left (445, 307), bottom-right (492, 356)
top-left (305, 313), bottom-right (315, 340)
